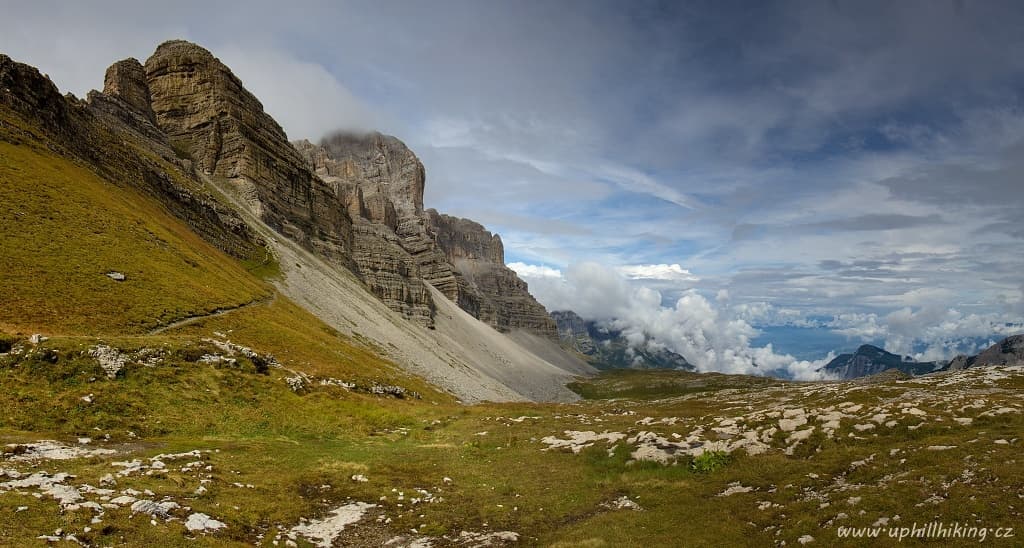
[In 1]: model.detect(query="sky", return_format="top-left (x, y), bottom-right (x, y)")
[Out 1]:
top-left (3, 0), bottom-right (1023, 377)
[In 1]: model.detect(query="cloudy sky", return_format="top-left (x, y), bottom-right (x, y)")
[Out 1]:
top-left (4, 0), bottom-right (1023, 376)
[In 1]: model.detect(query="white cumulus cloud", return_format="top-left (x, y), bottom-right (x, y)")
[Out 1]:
top-left (827, 307), bottom-right (1023, 361)
top-left (519, 262), bottom-right (833, 380)
top-left (618, 263), bottom-right (699, 282)
top-left (508, 262), bottom-right (563, 279)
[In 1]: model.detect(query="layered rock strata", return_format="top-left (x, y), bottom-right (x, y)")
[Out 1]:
top-left (6, 40), bottom-right (559, 336)
top-left (0, 53), bottom-right (262, 261)
top-left (143, 40), bottom-right (433, 325)
top-left (295, 134), bottom-right (558, 339)
top-left (426, 210), bottom-right (558, 339)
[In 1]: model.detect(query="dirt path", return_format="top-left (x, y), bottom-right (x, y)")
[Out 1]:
top-left (147, 294), bottom-right (274, 335)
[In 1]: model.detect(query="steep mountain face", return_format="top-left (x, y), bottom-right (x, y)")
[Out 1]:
top-left (0, 54), bottom-right (270, 334)
top-left (820, 344), bottom-right (939, 379)
top-left (294, 134), bottom-right (558, 339)
top-left (0, 53), bottom-right (263, 263)
top-left (102, 58), bottom-right (156, 124)
top-left (2, 41), bottom-right (587, 400)
top-left (426, 210), bottom-right (558, 339)
top-left (551, 310), bottom-right (694, 370)
top-left (947, 334), bottom-right (1024, 370)
top-left (292, 134), bottom-right (441, 327)
top-left (142, 40), bottom-right (361, 282)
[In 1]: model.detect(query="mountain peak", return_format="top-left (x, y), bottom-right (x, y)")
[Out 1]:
top-left (103, 58), bottom-right (155, 124)
top-left (152, 39), bottom-right (215, 60)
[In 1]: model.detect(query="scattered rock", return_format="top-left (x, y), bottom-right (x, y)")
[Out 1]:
top-left (718, 482), bottom-right (754, 497)
top-left (540, 431), bottom-right (626, 454)
top-left (603, 495), bottom-right (643, 510)
top-left (779, 416), bottom-right (808, 432)
top-left (3, 440), bottom-right (115, 461)
top-left (130, 499), bottom-right (180, 519)
top-left (185, 512), bottom-right (227, 533)
top-left (88, 345), bottom-right (130, 379)
top-left (456, 530), bottom-right (520, 546)
top-left (289, 502), bottom-right (377, 548)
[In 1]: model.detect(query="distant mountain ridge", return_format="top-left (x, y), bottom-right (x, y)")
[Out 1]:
top-left (819, 344), bottom-right (940, 379)
top-left (947, 334), bottom-right (1024, 370)
top-left (551, 310), bottom-right (694, 370)
top-left (820, 335), bottom-right (1024, 379)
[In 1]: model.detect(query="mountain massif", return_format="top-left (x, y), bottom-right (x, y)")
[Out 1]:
top-left (0, 40), bottom-right (588, 403)
top-left (947, 334), bottom-right (1024, 371)
top-left (818, 344), bottom-right (940, 379)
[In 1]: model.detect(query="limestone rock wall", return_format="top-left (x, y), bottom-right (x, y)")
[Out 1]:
top-left (140, 41), bottom-right (437, 327)
top-left (0, 53), bottom-right (262, 262)
top-left (427, 210), bottom-right (558, 340)
top-left (143, 40), bottom-right (354, 270)
top-left (6, 39), bottom-right (561, 337)
top-left (296, 133), bottom-right (557, 340)
top-left (103, 58), bottom-right (156, 124)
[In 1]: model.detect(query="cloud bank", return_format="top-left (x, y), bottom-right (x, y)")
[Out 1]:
top-left (515, 263), bottom-right (833, 380)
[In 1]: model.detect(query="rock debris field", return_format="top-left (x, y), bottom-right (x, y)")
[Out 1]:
top-left (1, 364), bottom-right (1022, 546)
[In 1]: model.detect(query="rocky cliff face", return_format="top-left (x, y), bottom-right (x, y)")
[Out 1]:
top-left (143, 41), bottom-right (355, 266)
top-left (551, 310), bottom-right (693, 370)
top-left (142, 41), bottom-right (438, 326)
top-left (295, 133), bottom-right (558, 339)
top-left (551, 311), bottom-right (597, 355)
top-left (103, 58), bottom-right (156, 124)
top-left (427, 210), bottom-right (558, 339)
top-left (0, 53), bottom-right (262, 262)
top-left (6, 39), bottom-right (559, 337)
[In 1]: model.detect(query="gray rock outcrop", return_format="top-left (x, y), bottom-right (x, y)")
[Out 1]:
top-left (103, 58), bottom-right (156, 124)
top-left (295, 133), bottom-right (558, 338)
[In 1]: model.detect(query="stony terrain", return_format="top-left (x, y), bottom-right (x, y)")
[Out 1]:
top-left (1, 332), bottom-right (1021, 546)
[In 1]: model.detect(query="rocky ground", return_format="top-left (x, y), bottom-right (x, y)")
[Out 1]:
top-left (2, 336), bottom-right (1021, 546)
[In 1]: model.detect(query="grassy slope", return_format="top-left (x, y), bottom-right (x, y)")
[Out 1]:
top-left (0, 111), bottom-right (268, 336)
